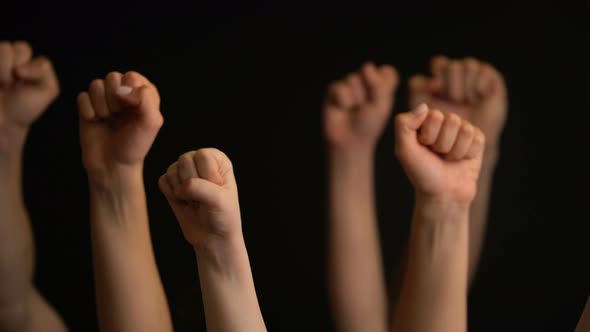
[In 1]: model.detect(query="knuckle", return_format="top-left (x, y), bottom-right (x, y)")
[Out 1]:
top-left (447, 113), bottom-right (462, 126)
top-left (431, 109), bottom-right (444, 122)
top-left (105, 71), bottom-right (121, 81)
top-left (89, 79), bottom-right (103, 92)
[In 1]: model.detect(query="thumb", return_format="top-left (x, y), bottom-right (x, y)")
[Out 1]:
top-left (116, 85), bottom-right (160, 109)
top-left (116, 85), bottom-right (163, 127)
top-left (395, 103), bottom-right (429, 131)
top-left (175, 177), bottom-right (225, 208)
top-left (15, 56), bottom-right (59, 93)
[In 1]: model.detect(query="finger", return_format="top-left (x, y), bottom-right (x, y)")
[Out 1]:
top-left (15, 56), bottom-right (60, 99)
top-left (117, 85), bottom-right (163, 129)
top-left (446, 121), bottom-right (475, 161)
top-left (77, 92), bottom-right (97, 121)
top-left (417, 108), bottom-right (445, 146)
top-left (327, 81), bottom-right (353, 110)
top-left (178, 152), bottom-right (199, 182)
top-left (121, 70), bottom-right (151, 88)
top-left (12, 41), bottom-right (33, 67)
top-left (360, 62), bottom-right (382, 103)
top-left (432, 113), bottom-right (462, 153)
top-left (408, 75), bottom-right (431, 108)
top-left (176, 177), bottom-right (224, 207)
top-left (479, 63), bottom-right (507, 99)
top-left (466, 128), bottom-right (485, 159)
top-left (431, 55), bottom-right (449, 78)
top-left (193, 148), bottom-right (225, 186)
top-left (380, 64), bottom-right (399, 92)
top-left (158, 174), bottom-right (175, 200)
top-left (463, 57), bottom-right (480, 104)
top-left (347, 73), bottom-right (365, 107)
top-left (0, 42), bottom-right (14, 85)
top-left (447, 60), bottom-right (464, 103)
top-left (476, 63), bottom-right (495, 99)
top-left (166, 162), bottom-right (182, 192)
top-left (394, 103), bottom-right (430, 143)
top-left (104, 71), bottom-right (123, 113)
top-left (88, 79), bottom-right (110, 118)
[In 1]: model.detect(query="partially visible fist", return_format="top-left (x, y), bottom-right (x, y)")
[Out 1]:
top-left (159, 148), bottom-right (242, 250)
top-left (395, 104), bottom-right (485, 204)
top-left (409, 56), bottom-right (506, 153)
top-left (77, 71), bottom-right (163, 179)
top-left (0, 41), bottom-right (59, 131)
top-left (324, 62), bottom-right (398, 153)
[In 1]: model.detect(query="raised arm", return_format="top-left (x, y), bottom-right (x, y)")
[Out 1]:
top-left (392, 104), bottom-right (485, 332)
top-left (0, 41), bottom-right (67, 332)
top-left (323, 63), bottom-right (398, 332)
top-left (408, 56), bottom-right (507, 282)
top-left (77, 71), bottom-right (172, 332)
top-left (159, 148), bottom-right (266, 332)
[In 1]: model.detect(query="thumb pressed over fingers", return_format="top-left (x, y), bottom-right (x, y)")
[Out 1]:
top-left (394, 103), bottom-right (429, 135)
top-left (175, 177), bottom-right (224, 207)
top-left (15, 56), bottom-right (59, 90)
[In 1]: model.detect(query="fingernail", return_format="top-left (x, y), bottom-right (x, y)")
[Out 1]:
top-left (412, 103), bottom-right (428, 114)
top-left (116, 86), bottom-right (133, 96)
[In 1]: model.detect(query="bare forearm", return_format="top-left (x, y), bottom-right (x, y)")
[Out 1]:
top-left (89, 170), bottom-right (172, 332)
top-left (196, 236), bottom-right (266, 332)
top-left (0, 132), bottom-right (35, 307)
top-left (468, 151), bottom-right (498, 282)
top-left (392, 197), bottom-right (469, 332)
top-left (328, 150), bottom-right (388, 332)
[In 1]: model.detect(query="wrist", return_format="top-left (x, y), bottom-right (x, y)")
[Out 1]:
top-left (328, 145), bottom-right (374, 175)
top-left (483, 147), bottom-right (499, 167)
top-left (0, 123), bottom-right (28, 156)
top-left (194, 233), bottom-right (249, 277)
top-left (414, 194), bottom-right (471, 224)
top-left (86, 163), bottom-right (144, 192)
top-left (328, 142), bottom-right (375, 163)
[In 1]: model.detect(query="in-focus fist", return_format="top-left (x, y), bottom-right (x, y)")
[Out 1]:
top-left (159, 148), bottom-right (242, 251)
top-left (77, 71), bottom-right (163, 179)
top-left (395, 104), bottom-right (485, 204)
top-left (0, 41), bottom-right (59, 135)
top-left (409, 56), bottom-right (506, 154)
top-left (324, 62), bottom-right (398, 153)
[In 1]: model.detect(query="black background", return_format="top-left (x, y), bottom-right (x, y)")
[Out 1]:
top-left (1, 1), bottom-right (589, 331)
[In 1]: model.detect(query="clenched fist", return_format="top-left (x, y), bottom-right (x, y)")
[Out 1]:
top-left (0, 41), bottom-right (59, 147)
top-left (77, 71), bottom-right (163, 180)
top-left (324, 62), bottom-right (398, 153)
top-left (159, 148), bottom-right (242, 251)
top-left (395, 104), bottom-right (485, 204)
top-left (409, 56), bottom-right (506, 154)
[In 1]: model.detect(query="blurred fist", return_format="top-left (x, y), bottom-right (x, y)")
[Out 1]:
top-left (77, 71), bottom-right (163, 178)
top-left (324, 62), bottom-right (398, 153)
top-left (395, 104), bottom-right (485, 204)
top-left (0, 41), bottom-right (59, 132)
top-left (409, 56), bottom-right (506, 154)
top-left (159, 148), bottom-right (242, 250)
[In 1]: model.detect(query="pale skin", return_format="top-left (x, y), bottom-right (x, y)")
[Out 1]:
top-left (392, 103), bottom-right (485, 332)
top-left (0, 41), bottom-right (67, 332)
top-left (159, 148), bottom-right (267, 332)
top-left (77, 71), bottom-right (172, 332)
top-left (409, 56), bottom-right (507, 280)
top-left (324, 62), bottom-right (398, 332)
top-left (324, 57), bottom-right (505, 332)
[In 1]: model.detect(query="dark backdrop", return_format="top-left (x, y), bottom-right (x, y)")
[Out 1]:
top-left (1, 1), bottom-right (589, 331)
